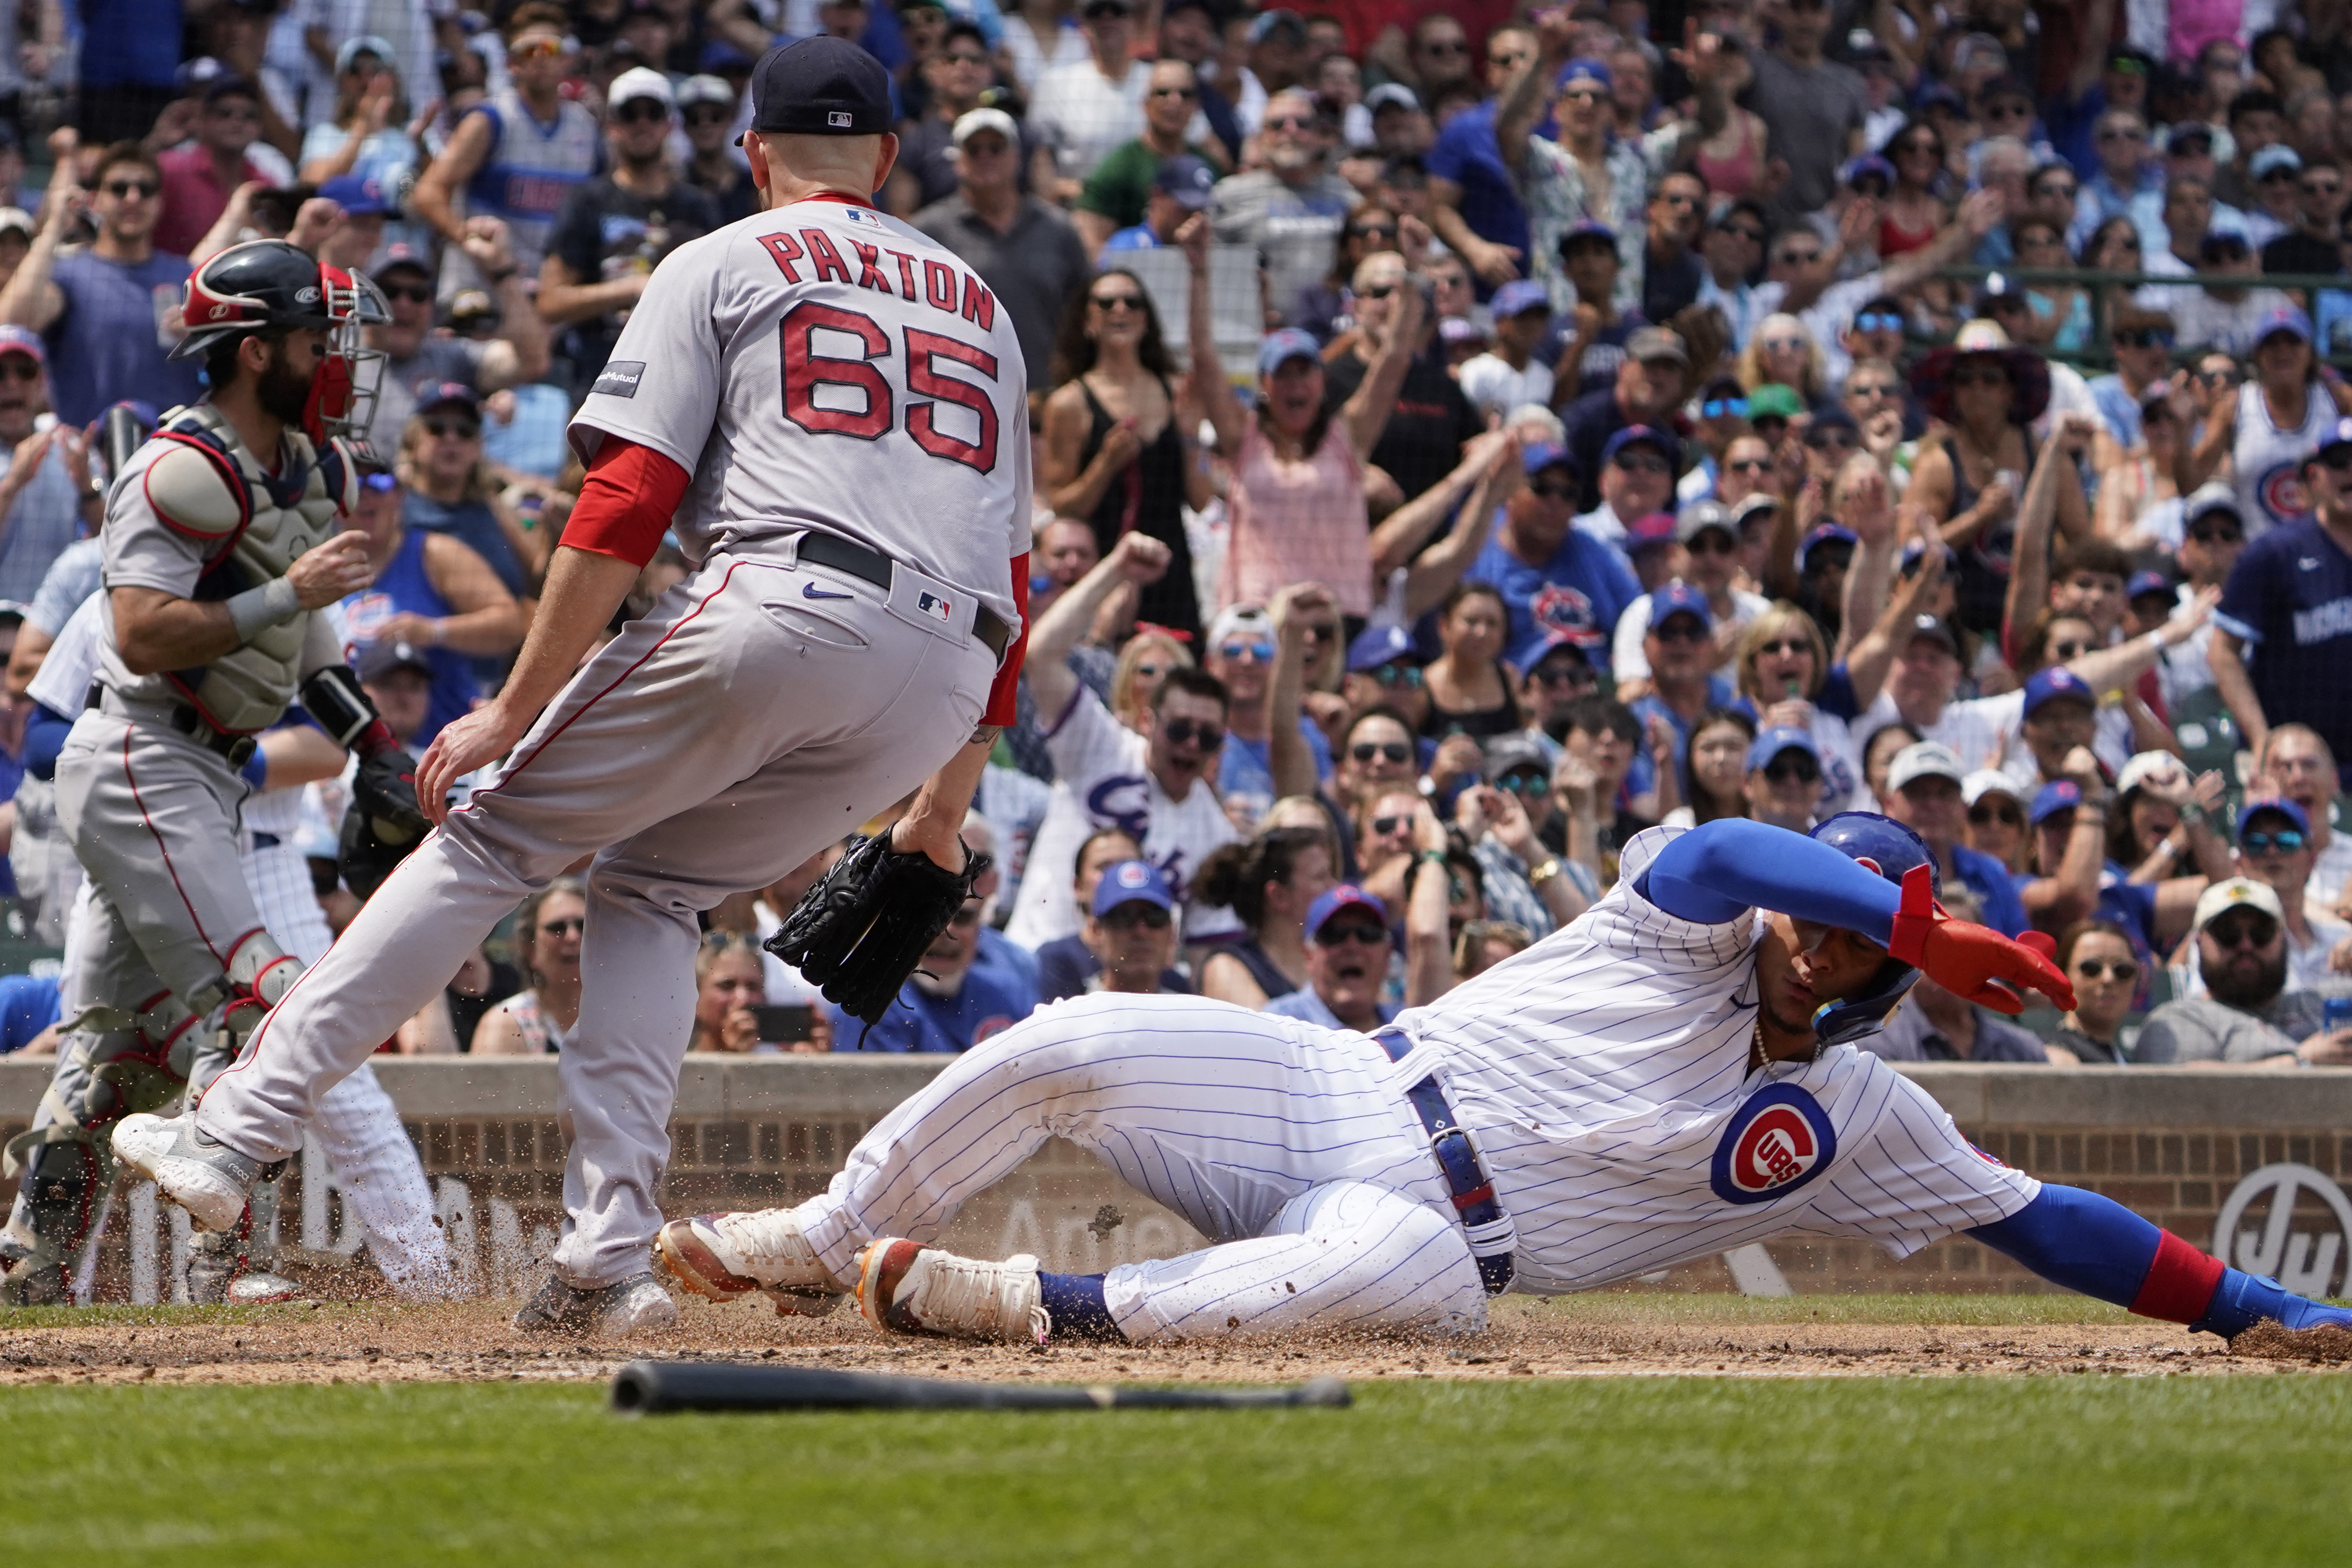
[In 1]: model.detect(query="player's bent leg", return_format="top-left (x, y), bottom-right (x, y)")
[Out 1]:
top-left (786, 994), bottom-right (1433, 1289)
top-left (850, 1181), bottom-right (1486, 1346)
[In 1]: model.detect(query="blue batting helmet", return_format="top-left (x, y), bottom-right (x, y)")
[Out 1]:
top-left (1806, 812), bottom-right (1939, 1047)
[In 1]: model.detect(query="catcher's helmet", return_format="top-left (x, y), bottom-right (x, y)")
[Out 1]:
top-left (1806, 811), bottom-right (1940, 1047)
top-left (172, 240), bottom-right (390, 445)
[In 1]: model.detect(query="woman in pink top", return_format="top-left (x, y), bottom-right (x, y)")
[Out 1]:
top-left (1179, 214), bottom-right (1420, 624)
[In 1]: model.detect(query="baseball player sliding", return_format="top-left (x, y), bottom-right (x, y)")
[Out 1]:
top-left (119, 38), bottom-right (1035, 1338)
top-left (2, 240), bottom-right (435, 1304)
top-left (652, 816), bottom-right (2352, 1348)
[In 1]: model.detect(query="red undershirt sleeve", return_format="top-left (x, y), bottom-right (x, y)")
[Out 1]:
top-left (562, 437), bottom-right (691, 568)
top-left (982, 552), bottom-right (1028, 728)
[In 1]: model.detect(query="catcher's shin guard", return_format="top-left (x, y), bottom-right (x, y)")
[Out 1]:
top-left (0, 1137), bottom-right (103, 1305)
top-left (190, 932), bottom-right (305, 1101)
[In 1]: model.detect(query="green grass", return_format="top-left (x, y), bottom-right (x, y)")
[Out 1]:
top-left (5, 1377), bottom-right (2347, 1566)
top-left (1530, 1290), bottom-right (2146, 1326)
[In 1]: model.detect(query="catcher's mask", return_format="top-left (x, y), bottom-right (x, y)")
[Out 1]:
top-left (173, 239), bottom-right (390, 447)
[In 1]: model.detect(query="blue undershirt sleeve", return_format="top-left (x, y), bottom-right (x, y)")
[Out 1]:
top-left (1636, 819), bottom-right (1902, 940)
top-left (21, 703), bottom-right (72, 782)
top-left (1965, 1185), bottom-right (2160, 1308)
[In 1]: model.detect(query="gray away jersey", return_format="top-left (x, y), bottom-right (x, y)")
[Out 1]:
top-left (1391, 826), bottom-right (2040, 1294)
top-left (569, 195), bottom-right (1033, 631)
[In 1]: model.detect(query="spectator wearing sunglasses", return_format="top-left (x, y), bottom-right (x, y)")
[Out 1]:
top-left (0, 142), bottom-right (203, 427)
top-left (358, 245), bottom-right (549, 460)
top-left (539, 70), bottom-right (724, 396)
top-left (1341, 623), bottom-right (1433, 737)
top-left (2253, 726), bottom-right (2352, 914)
top-left (2136, 878), bottom-right (2348, 1065)
top-left (2045, 920), bottom-right (2140, 1064)
top-left (1074, 59), bottom-right (1226, 258)
top-left (887, 22), bottom-right (1023, 217)
top-left (1695, 200), bottom-right (1770, 351)
top-left (2188, 799), bottom-right (2352, 997)
top-left (151, 77), bottom-right (276, 259)
top-left (675, 74), bottom-right (758, 225)
top-left (1741, 726), bottom-right (1823, 834)
top-left (1204, 595), bottom-right (1335, 829)
top-left (1208, 88), bottom-right (1362, 334)
top-left (1677, 376), bottom-right (1750, 504)
top-left (1074, 860), bottom-right (1192, 998)
top-left (2082, 306), bottom-right (2177, 460)
top-left (1008, 558), bottom-right (1242, 948)
top-left (1626, 582), bottom-right (1734, 786)
top-left (1963, 768), bottom-right (2028, 872)
top-left (397, 385), bottom-right (534, 607)
top-left (1467, 442), bottom-right (1641, 672)
top-left (1264, 884), bottom-right (1398, 1032)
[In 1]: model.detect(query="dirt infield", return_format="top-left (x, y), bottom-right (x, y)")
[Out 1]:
top-left (5, 1292), bottom-right (2348, 1388)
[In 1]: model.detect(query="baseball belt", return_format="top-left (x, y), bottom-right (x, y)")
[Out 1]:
top-left (93, 684), bottom-right (258, 767)
top-left (797, 531), bottom-right (1013, 662)
top-left (1373, 1028), bottom-right (1516, 1295)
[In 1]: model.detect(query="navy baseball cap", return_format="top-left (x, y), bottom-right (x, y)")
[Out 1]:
top-left (1154, 153), bottom-right (1216, 211)
top-left (2313, 416), bottom-right (2352, 465)
top-left (2022, 664), bottom-right (2096, 717)
top-left (1559, 218), bottom-right (1619, 252)
top-left (748, 36), bottom-right (892, 136)
top-left (2236, 796), bottom-right (2312, 837)
top-left (1303, 883), bottom-right (1388, 941)
top-left (1090, 858), bottom-right (1176, 918)
top-left (1490, 279), bottom-right (1551, 318)
top-left (1521, 441), bottom-right (1577, 478)
top-left (1258, 328), bottom-right (1321, 378)
top-left (1649, 581), bottom-right (1711, 632)
top-left (1602, 424), bottom-right (1678, 467)
top-left (413, 380), bottom-right (480, 415)
top-left (1558, 57), bottom-right (1612, 90)
top-left (1346, 621), bottom-right (1415, 673)
top-left (2029, 779), bottom-right (2084, 826)
top-left (319, 174), bottom-right (393, 217)
top-left (1747, 726), bottom-right (1819, 773)
top-left (1800, 524), bottom-right (1858, 572)
top-left (2126, 568), bottom-right (2176, 602)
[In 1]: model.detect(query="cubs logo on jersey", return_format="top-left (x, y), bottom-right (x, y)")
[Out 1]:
top-left (2256, 461), bottom-right (2309, 528)
top-left (1528, 582), bottom-right (1599, 643)
top-left (1710, 1084), bottom-right (1837, 1205)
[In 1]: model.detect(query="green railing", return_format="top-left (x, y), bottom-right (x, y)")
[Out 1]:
top-left (1926, 264), bottom-right (2350, 371)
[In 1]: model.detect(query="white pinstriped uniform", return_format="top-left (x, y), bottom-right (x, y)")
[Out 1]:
top-left (34, 598), bottom-right (452, 1297)
top-left (795, 828), bottom-right (2040, 1341)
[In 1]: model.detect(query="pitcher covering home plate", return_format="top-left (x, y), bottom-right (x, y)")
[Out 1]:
top-left (655, 817), bottom-right (2352, 1348)
top-left (116, 36), bottom-right (1034, 1339)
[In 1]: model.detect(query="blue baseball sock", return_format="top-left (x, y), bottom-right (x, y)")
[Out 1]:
top-left (2194, 1269), bottom-right (2352, 1337)
top-left (1037, 1271), bottom-right (1124, 1341)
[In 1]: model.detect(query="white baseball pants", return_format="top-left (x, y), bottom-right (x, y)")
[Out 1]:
top-left (796, 993), bottom-right (1490, 1341)
top-left (196, 545), bottom-right (997, 1287)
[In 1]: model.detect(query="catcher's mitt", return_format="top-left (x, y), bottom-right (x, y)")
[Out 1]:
top-left (340, 745), bottom-right (429, 901)
top-left (766, 832), bottom-right (990, 1031)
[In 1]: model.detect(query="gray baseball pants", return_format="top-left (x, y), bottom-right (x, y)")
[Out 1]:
top-left (195, 543), bottom-right (998, 1286)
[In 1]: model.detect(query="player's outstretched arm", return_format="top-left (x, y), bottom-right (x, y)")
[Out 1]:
top-left (1969, 1184), bottom-right (2352, 1340)
top-left (1642, 819), bottom-right (2073, 1013)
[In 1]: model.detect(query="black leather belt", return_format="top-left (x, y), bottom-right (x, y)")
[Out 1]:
top-left (249, 832), bottom-right (280, 849)
top-left (1374, 1027), bottom-right (1516, 1295)
top-left (799, 531), bottom-right (1012, 662)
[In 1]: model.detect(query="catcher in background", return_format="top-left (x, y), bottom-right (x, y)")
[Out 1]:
top-left (118, 37), bottom-right (1034, 1340)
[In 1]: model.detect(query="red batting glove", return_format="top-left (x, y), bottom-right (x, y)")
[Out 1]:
top-left (1884, 864), bottom-right (2077, 1014)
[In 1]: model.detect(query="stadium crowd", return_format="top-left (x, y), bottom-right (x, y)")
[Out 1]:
top-left (0, 0), bottom-right (2345, 1068)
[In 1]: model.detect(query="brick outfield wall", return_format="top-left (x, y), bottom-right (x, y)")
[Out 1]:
top-left (5, 1059), bottom-right (2351, 1302)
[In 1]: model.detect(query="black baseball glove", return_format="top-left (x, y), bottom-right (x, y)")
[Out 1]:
top-left (341, 747), bottom-right (429, 901)
top-left (766, 832), bottom-right (990, 1031)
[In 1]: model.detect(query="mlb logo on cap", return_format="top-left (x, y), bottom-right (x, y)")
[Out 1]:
top-left (829, 110), bottom-right (851, 127)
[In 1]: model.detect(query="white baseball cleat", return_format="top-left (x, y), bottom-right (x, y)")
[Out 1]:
top-left (653, 1210), bottom-right (842, 1316)
top-left (854, 1238), bottom-right (1050, 1344)
top-left (111, 1112), bottom-right (268, 1234)
top-left (512, 1271), bottom-right (679, 1338)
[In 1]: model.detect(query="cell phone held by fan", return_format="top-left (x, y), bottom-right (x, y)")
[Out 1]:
top-left (751, 1003), bottom-right (816, 1044)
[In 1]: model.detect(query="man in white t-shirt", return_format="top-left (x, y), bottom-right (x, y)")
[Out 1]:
top-left (1456, 279), bottom-right (1554, 422)
top-left (1006, 601), bottom-right (1241, 947)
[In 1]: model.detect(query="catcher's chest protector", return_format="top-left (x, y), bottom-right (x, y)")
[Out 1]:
top-left (133, 405), bottom-right (360, 735)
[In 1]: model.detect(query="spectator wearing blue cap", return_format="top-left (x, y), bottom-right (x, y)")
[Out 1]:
top-left (0, 326), bottom-right (93, 605)
top-left (1074, 58), bottom-right (1227, 258)
top-left (1573, 421), bottom-right (1680, 549)
top-left (1101, 153), bottom-right (1217, 252)
top-left (1742, 727), bottom-right (1822, 834)
top-left (2210, 797), bottom-right (2352, 996)
top-left (1626, 582), bottom-right (1735, 786)
top-left (1616, 511), bottom-right (1679, 594)
top-left (2212, 426), bottom-right (2352, 790)
top-left (1495, 17), bottom-right (1728, 318)
top-left (1072, 859), bottom-right (1192, 997)
top-left (1456, 279), bottom-right (1552, 421)
top-left (1264, 885), bottom-right (1398, 1032)
top-left (1341, 621), bottom-right (1432, 734)
top-left (1466, 442), bottom-right (1641, 672)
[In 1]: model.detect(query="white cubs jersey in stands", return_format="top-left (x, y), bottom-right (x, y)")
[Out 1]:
top-left (569, 195), bottom-right (1030, 629)
top-left (1388, 826), bottom-right (2040, 1293)
top-left (2230, 378), bottom-right (2331, 541)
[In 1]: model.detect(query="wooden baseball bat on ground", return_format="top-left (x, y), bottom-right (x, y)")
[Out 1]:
top-left (609, 1361), bottom-right (1352, 1415)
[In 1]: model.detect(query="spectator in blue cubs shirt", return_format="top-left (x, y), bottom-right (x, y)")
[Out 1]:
top-left (2212, 418), bottom-right (2352, 790)
top-left (1265, 885), bottom-right (1397, 1033)
top-left (1469, 442), bottom-right (1642, 674)
top-left (0, 971), bottom-right (59, 1052)
top-left (1062, 858), bottom-right (1193, 999)
top-left (830, 880), bottom-right (1039, 1053)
